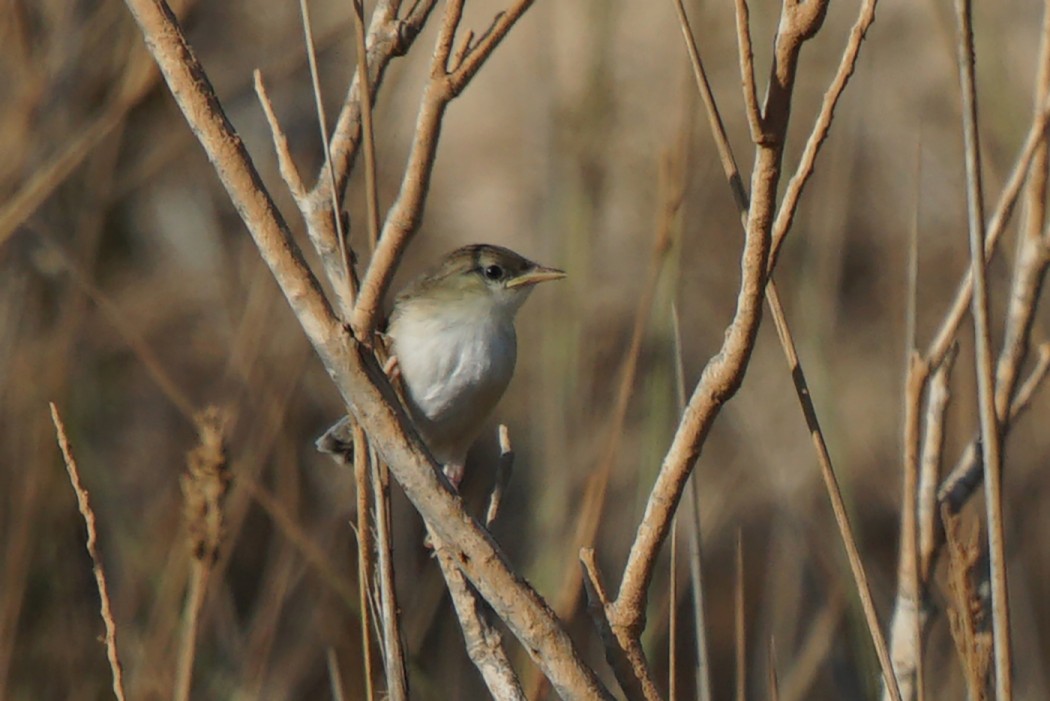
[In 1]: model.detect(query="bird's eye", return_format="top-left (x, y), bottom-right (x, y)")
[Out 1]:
top-left (483, 264), bottom-right (504, 281)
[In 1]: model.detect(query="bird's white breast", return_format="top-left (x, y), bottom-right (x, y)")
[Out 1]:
top-left (388, 301), bottom-right (517, 463)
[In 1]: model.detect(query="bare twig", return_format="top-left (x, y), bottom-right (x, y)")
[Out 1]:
top-left (254, 72), bottom-right (307, 198)
top-left (919, 347), bottom-right (956, 577)
top-left (611, 7), bottom-right (879, 697)
top-left (924, 98), bottom-right (1050, 369)
top-left (732, 0), bottom-right (764, 144)
top-left (668, 1), bottom-right (899, 696)
top-left (49, 403), bottom-right (128, 701)
top-left (485, 424), bottom-right (515, 528)
top-left (433, 530), bottom-right (526, 701)
top-left (119, 2), bottom-right (610, 696)
top-left (434, 424), bottom-right (522, 698)
top-left (953, 1), bottom-right (1012, 697)
top-left (350, 0), bottom-right (536, 342)
top-left (581, 550), bottom-right (657, 701)
top-left (768, 0), bottom-right (877, 273)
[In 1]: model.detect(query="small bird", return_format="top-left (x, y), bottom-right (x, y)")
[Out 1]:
top-left (317, 244), bottom-right (566, 488)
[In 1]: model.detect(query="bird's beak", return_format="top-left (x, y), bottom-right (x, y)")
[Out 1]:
top-left (506, 265), bottom-right (567, 288)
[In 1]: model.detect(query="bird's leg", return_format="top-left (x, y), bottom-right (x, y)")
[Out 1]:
top-left (382, 354), bottom-right (401, 382)
top-left (443, 461), bottom-right (465, 491)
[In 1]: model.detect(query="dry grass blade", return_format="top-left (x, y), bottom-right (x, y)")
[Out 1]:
top-left (350, 0), bottom-right (381, 251)
top-left (299, 0), bottom-right (355, 318)
top-left (353, 425), bottom-right (377, 701)
top-left (372, 456), bottom-right (408, 700)
top-left (952, 1), bottom-right (1013, 697)
top-left (735, 532), bottom-right (746, 701)
top-left (49, 403), bottom-right (128, 701)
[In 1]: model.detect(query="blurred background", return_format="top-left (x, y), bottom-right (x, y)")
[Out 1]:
top-left (2, 0), bottom-right (1049, 699)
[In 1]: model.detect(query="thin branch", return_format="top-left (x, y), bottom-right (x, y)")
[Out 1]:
top-left (924, 98), bottom-right (1050, 368)
top-left (118, 2), bottom-right (610, 697)
top-left (350, 0), bottom-right (536, 342)
top-left (254, 72), bottom-right (307, 199)
top-left (611, 2), bottom-right (854, 682)
top-left (953, 1), bottom-right (1012, 697)
top-left (581, 550), bottom-right (658, 701)
top-left (666, 1), bottom-right (900, 697)
top-left (732, 0), bottom-right (764, 143)
top-left (919, 346), bottom-right (957, 578)
top-left (768, 0), bottom-right (877, 273)
top-left (886, 353), bottom-right (929, 701)
top-left (485, 424), bottom-right (515, 528)
top-left (433, 530), bottom-right (526, 701)
top-left (939, 344), bottom-right (1050, 514)
top-left (50, 404), bottom-right (128, 701)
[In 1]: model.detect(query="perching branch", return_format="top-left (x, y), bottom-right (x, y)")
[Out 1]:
top-left (118, 1), bottom-right (610, 698)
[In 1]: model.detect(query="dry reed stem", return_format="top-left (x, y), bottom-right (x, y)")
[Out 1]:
top-left (670, 2), bottom-right (901, 695)
top-left (673, 302), bottom-right (713, 701)
top-left (350, 0), bottom-right (381, 252)
top-left (349, 0), bottom-right (537, 342)
top-left (953, 1), bottom-right (1012, 697)
top-left (919, 347), bottom-right (956, 578)
top-left (372, 456), bottom-right (408, 699)
top-left (888, 353), bottom-right (928, 701)
top-left (353, 424), bottom-right (377, 701)
top-left (767, 637), bottom-right (780, 701)
top-left (299, 0), bottom-right (355, 319)
top-left (175, 408), bottom-right (230, 701)
top-left (49, 403), bottom-right (128, 701)
top-left (734, 532), bottom-right (746, 701)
